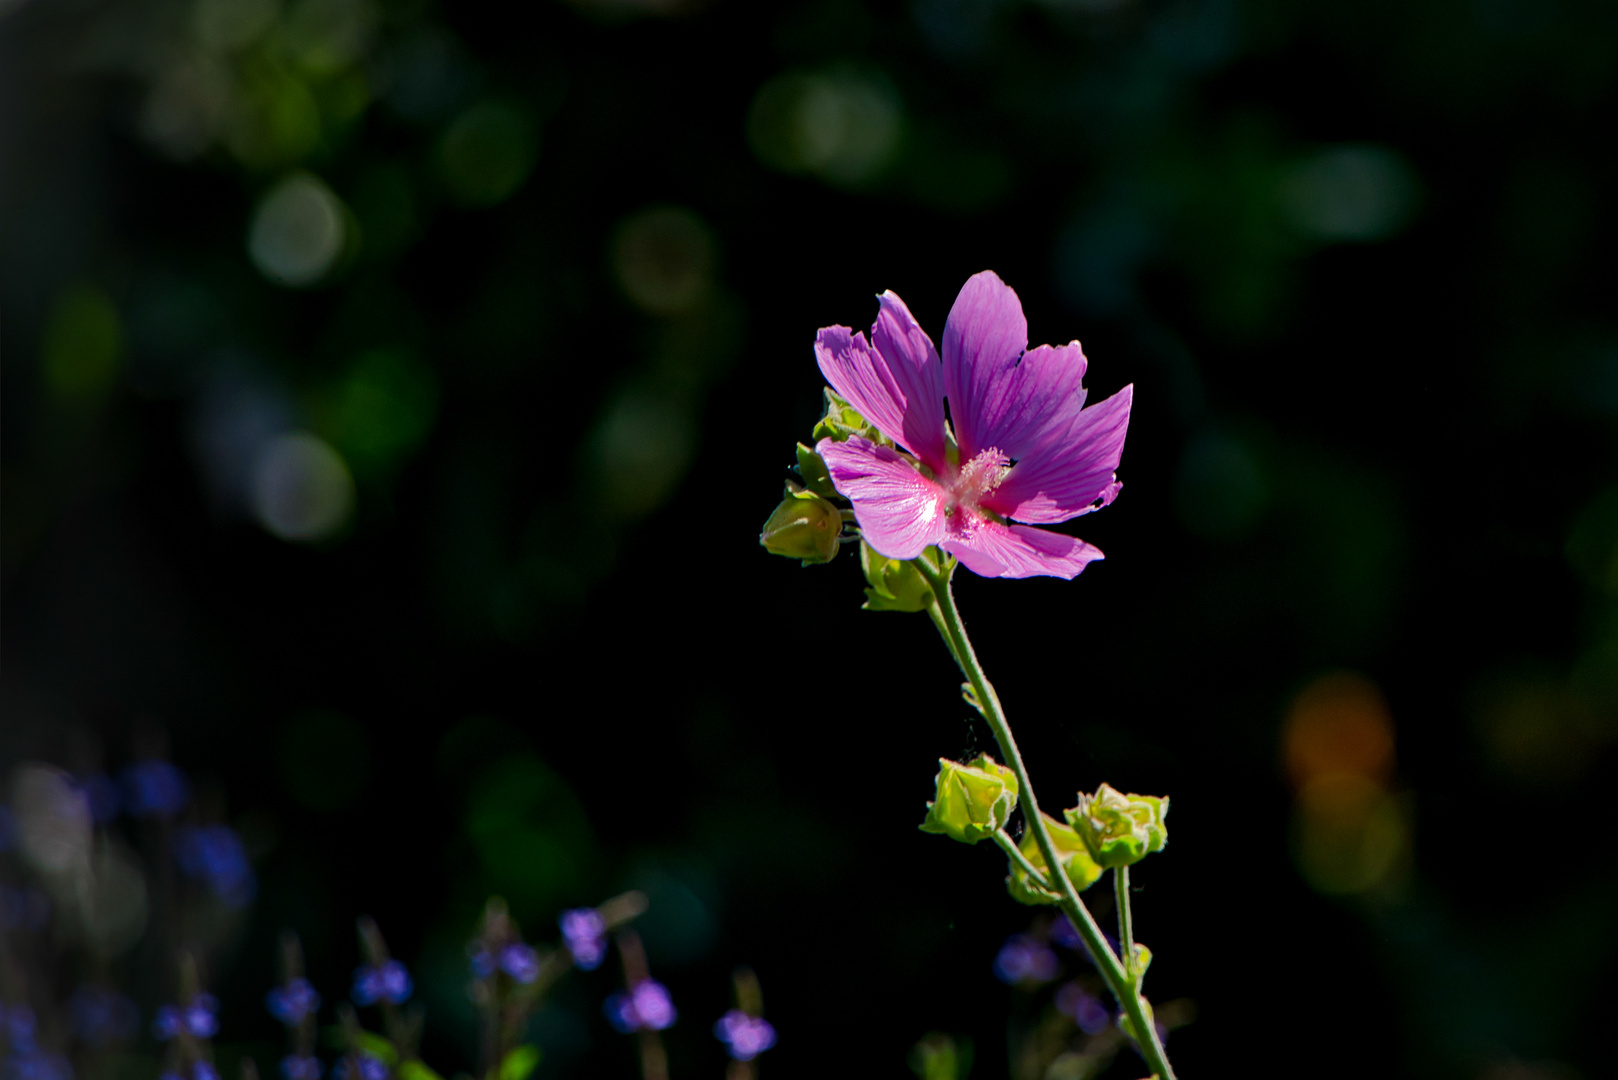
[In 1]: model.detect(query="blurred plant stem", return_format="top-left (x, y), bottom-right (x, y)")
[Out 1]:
top-left (914, 555), bottom-right (1176, 1080)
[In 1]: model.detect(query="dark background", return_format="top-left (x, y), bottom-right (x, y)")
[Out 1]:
top-left (4, 0), bottom-right (1618, 1078)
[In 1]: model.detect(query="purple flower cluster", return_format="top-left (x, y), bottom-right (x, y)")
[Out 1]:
top-left (351, 962), bottom-right (411, 1007)
top-left (174, 826), bottom-right (256, 908)
top-left (558, 909), bottom-right (606, 971)
top-left (992, 934), bottom-right (1060, 986)
top-left (470, 944), bottom-right (540, 985)
top-left (265, 979), bottom-right (321, 1026)
top-left (153, 996), bottom-right (219, 1041)
top-left (603, 980), bottom-right (675, 1033)
top-left (712, 1010), bottom-right (776, 1062)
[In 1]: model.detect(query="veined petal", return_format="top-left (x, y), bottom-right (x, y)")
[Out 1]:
top-left (815, 291), bottom-right (947, 473)
top-left (984, 384), bottom-right (1132, 525)
top-left (941, 516), bottom-right (1104, 580)
top-left (941, 271), bottom-right (1029, 462)
top-left (817, 436), bottom-right (947, 561)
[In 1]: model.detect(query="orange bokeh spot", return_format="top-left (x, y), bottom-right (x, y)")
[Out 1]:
top-left (1282, 671), bottom-right (1395, 790)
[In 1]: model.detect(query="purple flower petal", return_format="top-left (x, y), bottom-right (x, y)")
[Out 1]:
top-left (985, 385), bottom-right (1132, 525)
top-left (815, 291), bottom-right (947, 472)
top-left (816, 436), bottom-right (946, 560)
top-left (943, 518), bottom-right (1104, 580)
top-left (941, 271), bottom-right (1029, 462)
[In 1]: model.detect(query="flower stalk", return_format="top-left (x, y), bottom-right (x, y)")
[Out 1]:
top-left (914, 554), bottom-right (1176, 1080)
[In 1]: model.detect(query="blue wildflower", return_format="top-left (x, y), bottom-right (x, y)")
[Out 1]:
top-left (120, 762), bottom-right (189, 818)
top-left (468, 949), bottom-right (495, 980)
top-left (265, 979), bottom-right (321, 1026)
top-left (498, 944), bottom-right (539, 985)
top-left (351, 961), bottom-right (411, 1007)
top-left (1054, 983), bottom-right (1111, 1036)
top-left (174, 826), bottom-right (255, 907)
top-left (604, 981), bottom-right (675, 1033)
top-left (992, 934), bottom-right (1060, 986)
top-left (329, 1055), bottom-right (387, 1080)
top-left (558, 909), bottom-right (606, 971)
top-left (152, 996), bottom-right (218, 1041)
top-left (713, 1010), bottom-right (776, 1062)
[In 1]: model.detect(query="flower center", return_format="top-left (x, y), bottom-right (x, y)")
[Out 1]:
top-left (946, 448), bottom-right (1010, 515)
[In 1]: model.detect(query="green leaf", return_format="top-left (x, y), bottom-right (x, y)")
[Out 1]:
top-left (497, 1045), bottom-right (542, 1080)
top-left (399, 1062), bottom-right (444, 1080)
top-left (356, 1033), bottom-right (398, 1065)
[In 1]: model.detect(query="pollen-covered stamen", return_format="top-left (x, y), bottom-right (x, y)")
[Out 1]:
top-left (946, 447), bottom-right (1011, 514)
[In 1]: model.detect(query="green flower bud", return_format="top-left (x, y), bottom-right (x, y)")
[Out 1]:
top-left (920, 754), bottom-right (1019, 844)
top-left (812, 389), bottom-right (889, 446)
top-left (759, 482), bottom-right (843, 565)
top-left (1065, 784), bottom-right (1169, 869)
top-left (795, 442), bottom-right (838, 499)
top-left (861, 541), bottom-right (935, 613)
top-left (1008, 813), bottom-right (1103, 904)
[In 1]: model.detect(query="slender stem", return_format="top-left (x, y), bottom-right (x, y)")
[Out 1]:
top-left (992, 828), bottom-right (1050, 890)
top-left (1115, 866), bottom-right (1135, 970)
top-left (916, 557), bottom-right (1176, 1080)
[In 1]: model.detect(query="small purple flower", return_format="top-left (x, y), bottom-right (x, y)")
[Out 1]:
top-left (993, 934), bottom-right (1060, 986)
top-left (814, 271), bottom-right (1131, 579)
top-left (120, 761), bottom-right (189, 818)
top-left (280, 1057), bottom-right (321, 1080)
top-left (713, 1010), bottom-right (776, 1062)
top-left (469, 949), bottom-right (495, 980)
top-left (1055, 983), bottom-right (1111, 1036)
top-left (194, 1063), bottom-right (220, 1080)
top-left (152, 995), bottom-right (218, 1041)
top-left (604, 980), bottom-right (676, 1033)
top-left (558, 909), bottom-right (606, 971)
top-left (351, 961), bottom-right (411, 1006)
top-left (174, 826), bottom-right (256, 907)
top-left (68, 986), bottom-right (139, 1046)
top-left (265, 978), bottom-right (321, 1025)
top-left (1050, 915), bottom-right (1081, 951)
top-left (329, 1056), bottom-right (386, 1080)
top-left (498, 944), bottom-right (539, 985)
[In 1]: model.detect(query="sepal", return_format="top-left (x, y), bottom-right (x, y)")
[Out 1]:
top-left (812, 388), bottom-right (889, 446)
top-left (861, 541), bottom-right (935, 612)
top-left (1007, 814), bottom-right (1103, 904)
top-left (919, 755), bottom-right (1018, 844)
top-left (1065, 784), bottom-right (1169, 869)
top-left (794, 442), bottom-right (838, 499)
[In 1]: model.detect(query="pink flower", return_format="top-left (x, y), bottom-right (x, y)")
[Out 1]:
top-left (814, 271), bottom-right (1131, 579)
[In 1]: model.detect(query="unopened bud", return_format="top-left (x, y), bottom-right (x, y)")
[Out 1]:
top-left (920, 754), bottom-right (1018, 844)
top-left (1065, 784), bottom-right (1168, 869)
top-left (759, 482), bottom-right (843, 565)
top-left (1008, 813), bottom-right (1102, 905)
top-left (861, 541), bottom-right (934, 613)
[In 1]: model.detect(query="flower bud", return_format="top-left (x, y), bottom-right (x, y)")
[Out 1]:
top-left (759, 482), bottom-right (843, 565)
top-left (860, 541), bottom-right (934, 613)
top-left (812, 389), bottom-right (888, 446)
top-left (1065, 784), bottom-right (1168, 869)
top-left (1008, 813), bottom-right (1103, 905)
top-left (920, 754), bottom-right (1018, 844)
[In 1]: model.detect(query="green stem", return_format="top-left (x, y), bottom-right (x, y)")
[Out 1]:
top-left (993, 828), bottom-right (1049, 889)
top-left (1115, 866), bottom-right (1135, 971)
top-left (916, 556), bottom-right (1176, 1080)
